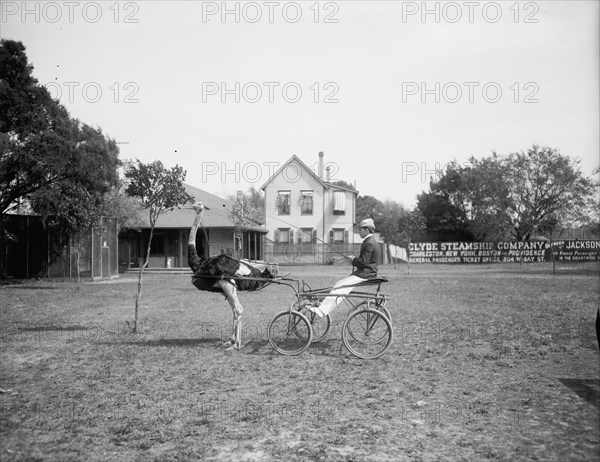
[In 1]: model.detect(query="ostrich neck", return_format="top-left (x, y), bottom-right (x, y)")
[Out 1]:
top-left (187, 210), bottom-right (206, 273)
top-left (189, 211), bottom-right (205, 246)
top-left (188, 211), bottom-right (204, 247)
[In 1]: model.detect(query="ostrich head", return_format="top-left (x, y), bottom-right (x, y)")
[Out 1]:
top-left (191, 201), bottom-right (210, 213)
top-left (260, 265), bottom-right (277, 280)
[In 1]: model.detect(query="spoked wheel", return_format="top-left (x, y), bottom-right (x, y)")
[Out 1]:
top-left (342, 309), bottom-right (393, 359)
top-left (355, 300), bottom-right (391, 322)
top-left (268, 311), bottom-right (312, 356)
top-left (295, 303), bottom-right (332, 343)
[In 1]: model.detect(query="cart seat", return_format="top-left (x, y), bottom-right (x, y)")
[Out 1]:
top-left (356, 277), bottom-right (388, 286)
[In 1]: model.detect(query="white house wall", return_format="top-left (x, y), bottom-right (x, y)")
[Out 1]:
top-left (264, 162), bottom-right (325, 241)
top-left (264, 158), bottom-right (356, 244)
top-left (324, 189), bottom-right (355, 242)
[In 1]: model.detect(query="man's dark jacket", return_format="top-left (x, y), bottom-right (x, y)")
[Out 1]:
top-left (351, 235), bottom-right (380, 278)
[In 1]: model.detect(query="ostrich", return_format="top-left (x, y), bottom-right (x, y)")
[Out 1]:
top-left (188, 201), bottom-right (275, 350)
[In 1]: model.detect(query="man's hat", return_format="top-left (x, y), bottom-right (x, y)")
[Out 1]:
top-left (356, 218), bottom-right (375, 229)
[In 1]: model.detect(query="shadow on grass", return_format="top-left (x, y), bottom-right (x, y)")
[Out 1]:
top-left (18, 325), bottom-right (91, 332)
top-left (106, 338), bottom-right (218, 347)
top-left (559, 378), bottom-right (600, 408)
top-left (239, 339), bottom-right (271, 355)
top-left (111, 338), bottom-right (275, 353)
top-left (231, 338), bottom-right (349, 357)
top-left (303, 339), bottom-right (351, 359)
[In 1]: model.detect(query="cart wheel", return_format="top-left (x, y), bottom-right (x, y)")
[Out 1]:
top-left (342, 309), bottom-right (393, 359)
top-left (268, 311), bottom-right (312, 356)
top-left (355, 300), bottom-right (391, 322)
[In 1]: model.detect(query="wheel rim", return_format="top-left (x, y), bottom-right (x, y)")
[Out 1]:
top-left (342, 309), bottom-right (393, 359)
top-left (268, 311), bottom-right (312, 356)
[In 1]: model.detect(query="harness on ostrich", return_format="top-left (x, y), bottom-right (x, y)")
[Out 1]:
top-left (190, 214), bottom-right (278, 294)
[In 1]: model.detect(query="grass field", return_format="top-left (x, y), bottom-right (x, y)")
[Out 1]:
top-left (1, 262), bottom-right (599, 461)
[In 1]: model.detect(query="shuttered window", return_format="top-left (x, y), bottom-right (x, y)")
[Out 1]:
top-left (277, 191), bottom-right (291, 215)
top-left (333, 191), bottom-right (346, 215)
top-left (274, 228), bottom-right (292, 243)
top-left (301, 191), bottom-right (314, 215)
top-left (301, 228), bottom-right (313, 243)
top-left (331, 228), bottom-right (346, 244)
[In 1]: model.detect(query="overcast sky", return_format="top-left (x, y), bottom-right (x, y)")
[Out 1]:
top-left (2, 1), bottom-right (598, 207)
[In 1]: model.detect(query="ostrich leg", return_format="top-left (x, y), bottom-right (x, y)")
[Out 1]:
top-left (217, 280), bottom-right (244, 350)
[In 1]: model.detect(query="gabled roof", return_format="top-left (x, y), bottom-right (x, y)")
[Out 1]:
top-left (260, 155), bottom-right (329, 191)
top-left (260, 155), bottom-right (358, 195)
top-left (134, 183), bottom-right (267, 232)
top-left (326, 182), bottom-right (359, 194)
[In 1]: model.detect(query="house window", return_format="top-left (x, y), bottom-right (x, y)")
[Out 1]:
top-left (274, 228), bottom-right (292, 243)
top-left (300, 228), bottom-right (313, 244)
top-left (333, 191), bottom-right (346, 215)
top-left (329, 228), bottom-right (348, 244)
top-left (300, 190), bottom-right (314, 215)
top-left (277, 191), bottom-right (290, 215)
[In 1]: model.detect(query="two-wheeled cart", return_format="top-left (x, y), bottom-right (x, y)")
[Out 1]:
top-left (267, 276), bottom-right (393, 359)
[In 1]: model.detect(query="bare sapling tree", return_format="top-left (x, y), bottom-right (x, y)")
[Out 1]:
top-left (124, 159), bottom-right (191, 332)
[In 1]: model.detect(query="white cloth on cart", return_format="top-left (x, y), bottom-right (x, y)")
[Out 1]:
top-left (317, 275), bottom-right (366, 316)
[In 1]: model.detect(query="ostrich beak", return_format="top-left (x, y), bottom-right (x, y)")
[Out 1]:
top-left (187, 203), bottom-right (209, 211)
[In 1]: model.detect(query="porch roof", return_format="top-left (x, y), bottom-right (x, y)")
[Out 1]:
top-left (135, 184), bottom-right (267, 233)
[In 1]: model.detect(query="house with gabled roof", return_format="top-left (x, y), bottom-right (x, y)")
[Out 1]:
top-left (260, 152), bottom-right (358, 249)
top-left (119, 183), bottom-right (267, 269)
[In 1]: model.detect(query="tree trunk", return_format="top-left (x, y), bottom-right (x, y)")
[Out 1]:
top-left (406, 239), bottom-right (411, 275)
top-left (75, 248), bottom-right (81, 288)
top-left (134, 226), bottom-right (154, 333)
top-left (550, 236), bottom-right (556, 275)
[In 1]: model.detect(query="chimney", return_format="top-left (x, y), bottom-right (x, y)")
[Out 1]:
top-left (326, 166), bottom-right (331, 182)
top-left (318, 151), bottom-right (324, 180)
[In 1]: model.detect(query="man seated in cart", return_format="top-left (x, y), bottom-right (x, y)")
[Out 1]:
top-left (307, 218), bottom-right (380, 318)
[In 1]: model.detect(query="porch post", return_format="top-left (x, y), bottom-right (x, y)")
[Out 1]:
top-left (178, 229), bottom-right (183, 268)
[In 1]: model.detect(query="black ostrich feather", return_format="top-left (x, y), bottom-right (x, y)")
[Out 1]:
top-left (188, 245), bottom-right (274, 293)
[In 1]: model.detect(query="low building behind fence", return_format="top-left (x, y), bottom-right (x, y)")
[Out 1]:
top-left (1, 214), bottom-right (118, 280)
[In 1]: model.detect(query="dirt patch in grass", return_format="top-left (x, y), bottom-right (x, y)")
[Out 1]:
top-left (1, 263), bottom-right (599, 461)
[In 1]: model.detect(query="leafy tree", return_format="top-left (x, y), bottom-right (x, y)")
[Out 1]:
top-left (226, 187), bottom-right (265, 258)
top-left (397, 210), bottom-right (426, 273)
top-left (227, 186), bottom-right (265, 225)
top-left (589, 166), bottom-right (600, 238)
top-left (31, 122), bottom-right (120, 226)
top-left (417, 188), bottom-right (474, 242)
top-left (417, 158), bottom-right (511, 242)
top-left (1, 39), bottom-right (120, 264)
top-left (1, 39), bottom-right (122, 282)
top-left (377, 200), bottom-right (406, 243)
top-left (103, 181), bottom-right (146, 232)
top-left (333, 179), bottom-right (357, 190)
top-left (375, 203), bottom-right (425, 271)
top-left (417, 147), bottom-right (596, 243)
top-left (1, 40), bottom-right (120, 215)
top-left (502, 145), bottom-right (595, 241)
top-left (124, 159), bottom-right (192, 332)
top-left (356, 195), bottom-right (386, 230)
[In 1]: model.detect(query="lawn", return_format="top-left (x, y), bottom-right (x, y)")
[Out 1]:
top-left (1, 262), bottom-right (599, 461)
